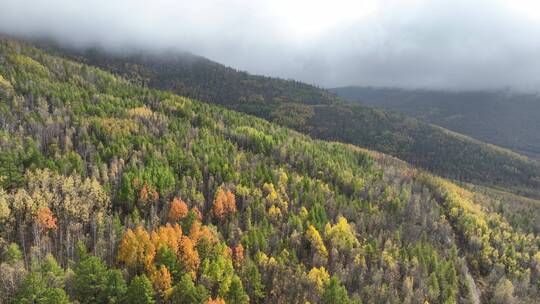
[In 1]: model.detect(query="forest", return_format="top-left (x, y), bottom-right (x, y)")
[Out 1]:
top-left (45, 44), bottom-right (540, 200)
top-left (0, 37), bottom-right (539, 304)
top-left (331, 86), bottom-right (540, 159)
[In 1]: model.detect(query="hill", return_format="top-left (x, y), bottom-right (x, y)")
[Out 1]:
top-left (1, 37), bottom-right (538, 303)
top-left (38, 44), bottom-right (540, 200)
top-left (331, 86), bottom-right (540, 159)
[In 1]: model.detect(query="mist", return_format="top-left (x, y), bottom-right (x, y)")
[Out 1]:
top-left (1, 0), bottom-right (540, 91)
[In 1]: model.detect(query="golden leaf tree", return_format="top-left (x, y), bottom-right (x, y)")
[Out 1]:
top-left (151, 265), bottom-right (172, 293)
top-left (36, 207), bottom-right (57, 230)
top-left (118, 226), bottom-right (156, 273)
top-left (212, 188), bottom-right (237, 219)
top-left (178, 235), bottom-right (200, 276)
top-left (168, 197), bottom-right (189, 222)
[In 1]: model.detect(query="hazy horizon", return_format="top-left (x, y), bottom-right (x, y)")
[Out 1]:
top-left (2, 0), bottom-right (540, 92)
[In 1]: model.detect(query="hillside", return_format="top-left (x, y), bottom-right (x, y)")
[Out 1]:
top-left (41, 43), bottom-right (540, 199)
top-left (331, 86), bottom-right (540, 159)
top-left (462, 184), bottom-right (540, 235)
top-left (1, 37), bottom-right (539, 303)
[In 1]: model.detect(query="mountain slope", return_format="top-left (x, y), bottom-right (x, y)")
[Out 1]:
top-left (1, 37), bottom-right (538, 303)
top-left (40, 44), bottom-right (540, 199)
top-left (331, 86), bottom-right (540, 159)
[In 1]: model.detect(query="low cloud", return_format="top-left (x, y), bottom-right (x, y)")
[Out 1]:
top-left (1, 0), bottom-right (540, 91)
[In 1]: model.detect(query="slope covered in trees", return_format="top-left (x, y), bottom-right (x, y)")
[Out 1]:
top-left (0, 37), bottom-right (538, 303)
top-left (331, 86), bottom-right (540, 159)
top-left (40, 43), bottom-right (540, 199)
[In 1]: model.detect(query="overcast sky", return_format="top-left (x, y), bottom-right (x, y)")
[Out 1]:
top-left (1, 0), bottom-right (540, 91)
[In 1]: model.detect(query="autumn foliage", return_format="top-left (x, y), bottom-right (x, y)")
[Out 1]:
top-left (4, 38), bottom-right (540, 304)
top-left (139, 183), bottom-right (149, 202)
top-left (168, 197), bottom-right (189, 222)
top-left (117, 220), bottom-right (207, 286)
top-left (206, 298), bottom-right (226, 304)
top-left (151, 223), bottom-right (183, 255)
top-left (212, 188), bottom-right (237, 219)
top-left (36, 207), bottom-right (57, 230)
top-left (118, 226), bottom-right (156, 272)
top-left (178, 236), bottom-right (200, 275)
top-left (151, 265), bottom-right (172, 293)
top-left (188, 221), bottom-right (216, 244)
top-left (192, 206), bottom-right (203, 221)
top-left (233, 244), bottom-right (244, 267)
top-left (139, 183), bottom-right (159, 203)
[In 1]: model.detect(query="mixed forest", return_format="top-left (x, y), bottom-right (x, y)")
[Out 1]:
top-left (0, 37), bottom-right (539, 304)
top-left (47, 45), bottom-right (540, 200)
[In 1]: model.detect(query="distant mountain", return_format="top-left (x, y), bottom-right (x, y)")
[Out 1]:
top-left (45, 45), bottom-right (340, 108)
top-left (37, 42), bottom-right (540, 199)
top-left (331, 86), bottom-right (540, 159)
top-left (2, 36), bottom-right (539, 303)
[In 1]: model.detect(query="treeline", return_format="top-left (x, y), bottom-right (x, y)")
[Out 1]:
top-left (0, 37), bottom-right (538, 304)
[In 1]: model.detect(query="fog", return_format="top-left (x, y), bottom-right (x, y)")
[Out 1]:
top-left (1, 0), bottom-right (540, 91)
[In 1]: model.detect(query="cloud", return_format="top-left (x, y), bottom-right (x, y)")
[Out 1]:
top-left (1, 0), bottom-right (540, 91)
